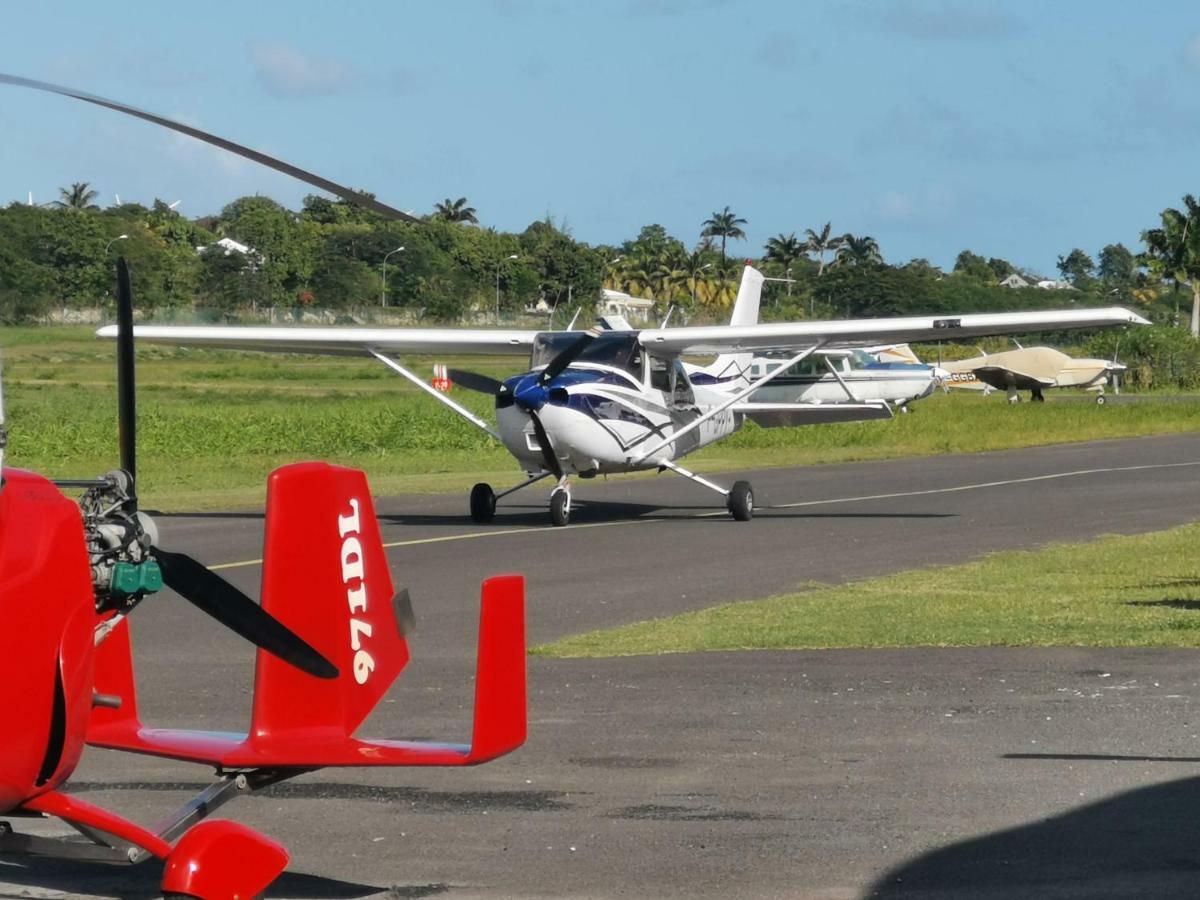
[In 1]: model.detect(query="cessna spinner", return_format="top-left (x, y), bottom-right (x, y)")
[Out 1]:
top-left (0, 72), bottom-right (1149, 524)
top-left (100, 265), bottom-right (1148, 525)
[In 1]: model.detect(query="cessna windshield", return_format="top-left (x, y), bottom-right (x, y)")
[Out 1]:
top-left (529, 332), bottom-right (643, 381)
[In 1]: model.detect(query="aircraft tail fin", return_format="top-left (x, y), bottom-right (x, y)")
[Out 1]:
top-left (696, 263), bottom-right (763, 388)
top-left (249, 462), bottom-right (409, 742)
top-left (91, 462), bottom-right (527, 768)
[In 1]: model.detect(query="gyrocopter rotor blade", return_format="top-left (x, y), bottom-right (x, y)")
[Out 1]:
top-left (0, 72), bottom-right (419, 223)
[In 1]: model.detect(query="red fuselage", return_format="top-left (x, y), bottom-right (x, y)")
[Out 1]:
top-left (0, 469), bottom-right (95, 811)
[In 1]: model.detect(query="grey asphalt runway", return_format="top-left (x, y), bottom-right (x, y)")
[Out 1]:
top-left (6, 433), bottom-right (1200, 898)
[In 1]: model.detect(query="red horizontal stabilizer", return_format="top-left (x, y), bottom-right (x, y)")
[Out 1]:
top-left (88, 463), bottom-right (527, 770)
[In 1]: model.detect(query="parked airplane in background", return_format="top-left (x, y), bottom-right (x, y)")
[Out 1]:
top-left (0, 72), bottom-right (1148, 524)
top-left (746, 347), bottom-right (943, 413)
top-left (938, 345), bottom-right (1127, 404)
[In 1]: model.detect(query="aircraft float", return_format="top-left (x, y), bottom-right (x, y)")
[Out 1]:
top-left (0, 73), bottom-right (1150, 526)
top-left (0, 261), bottom-right (527, 897)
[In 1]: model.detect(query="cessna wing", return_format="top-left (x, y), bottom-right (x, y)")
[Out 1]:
top-left (94, 324), bottom-right (539, 356)
top-left (637, 307), bottom-right (1149, 355)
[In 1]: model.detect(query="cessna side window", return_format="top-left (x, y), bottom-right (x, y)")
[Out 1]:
top-left (672, 359), bottom-right (695, 406)
top-left (649, 356), bottom-right (672, 393)
top-left (784, 355), bottom-right (825, 378)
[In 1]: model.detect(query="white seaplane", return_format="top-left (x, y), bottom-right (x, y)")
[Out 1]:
top-left (99, 266), bottom-right (1146, 525)
top-left (0, 72), bottom-right (1149, 525)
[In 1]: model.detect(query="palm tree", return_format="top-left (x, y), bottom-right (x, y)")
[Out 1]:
top-left (803, 222), bottom-right (841, 276)
top-left (700, 206), bottom-right (747, 258)
top-left (433, 197), bottom-right (478, 224)
top-left (834, 234), bottom-right (883, 268)
top-left (1142, 193), bottom-right (1200, 336)
top-left (764, 233), bottom-right (804, 296)
top-left (54, 182), bottom-right (99, 210)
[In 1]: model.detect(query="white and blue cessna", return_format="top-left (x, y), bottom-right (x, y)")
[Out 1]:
top-left (101, 266), bottom-right (1146, 525)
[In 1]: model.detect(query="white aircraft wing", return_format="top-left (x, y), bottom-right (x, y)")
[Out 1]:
top-left (638, 307), bottom-right (1149, 355)
top-left (732, 401), bottom-right (893, 428)
top-left (95, 325), bottom-right (540, 356)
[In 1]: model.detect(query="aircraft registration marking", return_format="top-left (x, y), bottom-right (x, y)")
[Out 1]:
top-left (206, 460), bottom-right (1200, 572)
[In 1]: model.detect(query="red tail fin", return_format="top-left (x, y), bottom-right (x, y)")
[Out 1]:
top-left (250, 462), bottom-right (407, 743)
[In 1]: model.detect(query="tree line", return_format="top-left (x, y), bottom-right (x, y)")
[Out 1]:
top-left (0, 184), bottom-right (1196, 341)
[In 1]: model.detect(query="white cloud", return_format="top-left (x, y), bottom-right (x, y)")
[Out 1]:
top-left (877, 185), bottom-right (955, 223)
top-left (249, 42), bottom-right (355, 99)
top-left (1184, 34), bottom-right (1200, 70)
top-left (873, 2), bottom-right (1026, 41)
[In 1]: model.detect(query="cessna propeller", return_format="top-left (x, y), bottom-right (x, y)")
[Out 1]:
top-left (449, 327), bottom-right (601, 479)
top-left (65, 259), bottom-right (337, 679)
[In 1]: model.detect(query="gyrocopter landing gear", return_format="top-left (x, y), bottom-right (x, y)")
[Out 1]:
top-left (1031, 387), bottom-right (1046, 403)
top-left (469, 471), bottom-right (552, 524)
top-left (659, 460), bottom-right (754, 521)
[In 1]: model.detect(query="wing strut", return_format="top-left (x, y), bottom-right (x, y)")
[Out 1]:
top-left (631, 342), bottom-right (824, 463)
top-left (823, 355), bottom-right (859, 402)
top-left (368, 350), bottom-right (501, 440)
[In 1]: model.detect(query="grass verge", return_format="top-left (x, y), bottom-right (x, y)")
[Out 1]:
top-left (532, 524), bottom-right (1200, 657)
top-left (3, 326), bottom-right (1199, 510)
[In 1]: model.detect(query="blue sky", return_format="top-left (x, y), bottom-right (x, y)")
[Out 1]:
top-left (2, 1), bottom-right (1198, 276)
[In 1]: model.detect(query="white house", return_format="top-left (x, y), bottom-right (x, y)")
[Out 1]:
top-left (196, 237), bottom-right (264, 267)
top-left (998, 273), bottom-right (1030, 289)
top-left (600, 288), bottom-right (655, 323)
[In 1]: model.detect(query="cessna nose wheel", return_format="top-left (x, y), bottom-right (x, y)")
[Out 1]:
top-left (550, 487), bottom-right (571, 527)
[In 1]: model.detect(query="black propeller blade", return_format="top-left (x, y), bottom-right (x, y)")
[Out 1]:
top-left (447, 368), bottom-right (503, 395)
top-left (0, 73), bottom-right (418, 224)
top-left (528, 411), bottom-right (563, 479)
top-left (539, 327), bottom-right (600, 385)
top-left (115, 258), bottom-right (136, 483)
top-left (108, 258), bottom-right (338, 681)
top-left (153, 549), bottom-right (338, 680)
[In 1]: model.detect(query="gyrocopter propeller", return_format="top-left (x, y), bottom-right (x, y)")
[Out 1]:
top-left (56, 258), bottom-right (336, 679)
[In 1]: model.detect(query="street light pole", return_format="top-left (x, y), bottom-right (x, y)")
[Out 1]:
top-left (495, 253), bottom-right (518, 320)
top-left (691, 262), bottom-right (712, 305)
top-left (380, 246), bottom-right (405, 307)
top-left (104, 234), bottom-right (129, 256)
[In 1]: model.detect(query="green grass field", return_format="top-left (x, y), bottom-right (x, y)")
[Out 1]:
top-left (3, 325), bottom-right (1199, 509)
top-left (533, 523), bottom-right (1200, 657)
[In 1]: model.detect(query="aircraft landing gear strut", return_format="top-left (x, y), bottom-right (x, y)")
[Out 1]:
top-left (659, 460), bottom-right (754, 521)
top-left (469, 471), bottom-right (552, 524)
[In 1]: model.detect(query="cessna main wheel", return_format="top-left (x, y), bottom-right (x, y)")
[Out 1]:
top-left (727, 481), bottom-right (754, 521)
top-left (1096, 394), bottom-right (1107, 405)
top-left (550, 489), bottom-right (571, 527)
top-left (470, 483), bottom-right (496, 523)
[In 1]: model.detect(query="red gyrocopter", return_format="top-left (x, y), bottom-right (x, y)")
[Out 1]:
top-left (0, 261), bottom-right (527, 897)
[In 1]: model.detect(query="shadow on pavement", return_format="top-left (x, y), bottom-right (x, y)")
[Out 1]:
top-left (0, 857), bottom-right (407, 899)
top-left (865, 774), bottom-right (1200, 898)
